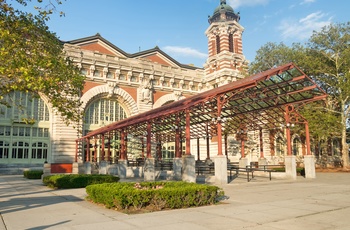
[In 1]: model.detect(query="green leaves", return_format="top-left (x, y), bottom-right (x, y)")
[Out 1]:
top-left (249, 22), bottom-right (350, 167)
top-left (0, 0), bottom-right (84, 124)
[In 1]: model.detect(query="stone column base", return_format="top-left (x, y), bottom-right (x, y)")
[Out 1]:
top-left (239, 157), bottom-right (249, 169)
top-left (304, 155), bottom-right (316, 179)
top-left (99, 161), bottom-right (108, 175)
top-left (214, 155), bottom-right (228, 184)
top-left (107, 164), bottom-right (118, 175)
top-left (84, 162), bottom-right (92, 174)
top-left (72, 162), bottom-right (79, 174)
top-left (285, 155), bottom-right (297, 180)
top-left (258, 158), bottom-right (267, 168)
top-left (144, 158), bottom-right (155, 181)
top-left (182, 155), bottom-right (195, 183)
top-left (173, 158), bottom-right (182, 180)
top-left (42, 163), bottom-right (51, 180)
top-left (117, 160), bottom-right (127, 179)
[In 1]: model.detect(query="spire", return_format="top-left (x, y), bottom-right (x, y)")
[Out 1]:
top-left (208, 0), bottom-right (240, 24)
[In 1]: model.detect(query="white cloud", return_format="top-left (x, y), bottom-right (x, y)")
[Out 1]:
top-left (300, 0), bottom-right (316, 5)
top-left (228, 0), bottom-right (270, 9)
top-left (278, 11), bottom-right (332, 41)
top-left (162, 46), bottom-right (207, 59)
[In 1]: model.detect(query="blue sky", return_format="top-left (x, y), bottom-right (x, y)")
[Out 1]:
top-left (35, 0), bottom-right (350, 67)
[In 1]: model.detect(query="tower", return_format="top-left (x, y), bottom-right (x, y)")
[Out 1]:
top-left (204, 0), bottom-right (246, 87)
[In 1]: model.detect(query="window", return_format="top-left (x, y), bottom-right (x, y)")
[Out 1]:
top-left (81, 68), bottom-right (87, 75)
top-left (229, 34), bottom-right (234, 52)
top-left (0, 141), bottom-right (9, 158)
top-left (2, 91), bottom-right (49, 122)
top-left (119, 74), bottom-right (126, 81)
top-left (84, 98), bottom-right (127, 126)
top-left (216, 35), bottom-right (221, 54)
top-left (276, 137), bottom-right (284, 156)
top-left (32, 142), bottom-right (48, 159)
top-left (93, 70), bottom-right (100, 77)
top-left (106, 72), bottom-right (113, 78)
top-left (12, 142), bottom-right (29, 159)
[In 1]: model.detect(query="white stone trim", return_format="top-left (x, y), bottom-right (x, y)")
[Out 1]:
top-left (153, 93), bottom-right (185, 109)
top-left (80, 85), bottom-right (139, 116)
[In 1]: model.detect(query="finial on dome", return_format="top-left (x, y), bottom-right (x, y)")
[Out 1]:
top-left (220, 0), bottom-right (226, 5)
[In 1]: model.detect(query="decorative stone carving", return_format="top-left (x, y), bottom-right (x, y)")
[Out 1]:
top-left (159, 76), bottom-right (164, 86)
top-left (139, 72), bottom-right (144, 82)
top-left (189, 81), bottom-right (194, 90)
top-left (179, 79), bottom-right (184, 89)
top-left (127, 71), bottom-right (132, 79)
top-left (115, 69), bottom-right (121, 79)
top-left (169, 78), bottom-right (175, 88)
top-left (141, 79), bottom-right (153, 103)
top-left (103, 67), bottom-right (108, 78)
top-left (107, 82), bottom-right (117, 98)
top-left (174, 91), bottom-right (182, 101)
top-left (89, 65), bottom-right (95, 77)
top-left (198, 82), bottom-right (203, 91)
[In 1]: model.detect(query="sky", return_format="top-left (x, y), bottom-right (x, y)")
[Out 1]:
top-left (24, 0), bottom-right (350, 68)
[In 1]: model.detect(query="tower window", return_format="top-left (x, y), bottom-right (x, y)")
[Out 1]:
top-left (229, 34), bottom-right (234, 52)
top-left (216, 35), bottom-right (221, 54)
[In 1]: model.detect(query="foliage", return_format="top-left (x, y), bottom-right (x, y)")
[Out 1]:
top-left (42, 174), bottom-right (120, 189)
top-left (249, 22), bottom-right (350, 168)
top-left (249, 42), bottom-right (306, 75)
top-left (23, 169), bottom-right (43, 179)
top-left (0, 0), bottom-right (85, 125)
top-left (86, 181), bottom-right (224, 212)
top-left (271, 167), bottom-right (305, 175)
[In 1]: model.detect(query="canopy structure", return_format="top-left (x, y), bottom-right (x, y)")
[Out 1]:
top-left (75, 63), bottom-right (327, 161)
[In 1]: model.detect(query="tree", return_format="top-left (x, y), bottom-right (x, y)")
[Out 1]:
top-left (249, 22), bottom-right (350, 168)
top-left (304, 22), bottom-right (350, 168)
top-left (0, 0), bottom-right (85, 125)
top-left (249, 42), bottom-right (306, 75)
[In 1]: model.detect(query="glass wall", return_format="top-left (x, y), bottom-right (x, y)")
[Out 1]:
top-left (0, 91), bottom-right (50, 164)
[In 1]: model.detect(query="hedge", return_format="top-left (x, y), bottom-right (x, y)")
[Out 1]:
top-left (23, 170), bottom-right (43, 179)
top-left (43, 174), bottom-right (120, 189)
top-left (86, 181), bottom-right (224, 211)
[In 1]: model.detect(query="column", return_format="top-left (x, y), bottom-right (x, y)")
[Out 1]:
top-left (304, 121), bottom-right (316, 178)
top-left (182, 109), bottom-right (195, 183)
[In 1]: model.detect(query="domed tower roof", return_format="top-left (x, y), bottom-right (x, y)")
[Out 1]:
top-left (208, 0), bottom-right (240, 24)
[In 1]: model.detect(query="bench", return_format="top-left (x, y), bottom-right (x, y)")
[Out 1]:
top-left (228, 165), bottom-right (275, 182)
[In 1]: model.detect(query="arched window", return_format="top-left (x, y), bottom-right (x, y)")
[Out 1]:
top-left (216, 35), bottom-right (221, 54)
top-left (32, 142), bottom-right (48, 159)
top-left (84, 98), bottom-right (127, 132)
top-left (0, 141), bottom-right (10, 158)
top-left (229, 34), bottom-right (234, 52)
top-left (0, 91), bottom-right (49, 122)
top-left (12, 141), bottom-right (29, 159)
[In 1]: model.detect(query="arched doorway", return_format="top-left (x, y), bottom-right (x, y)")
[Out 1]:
top-left (83, 96), bottom-right (128, 162)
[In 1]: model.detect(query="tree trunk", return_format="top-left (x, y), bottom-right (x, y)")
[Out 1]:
top-left (341, 102), bottom-right (349, 168)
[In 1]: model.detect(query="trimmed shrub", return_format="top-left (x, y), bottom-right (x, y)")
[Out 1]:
top-left (272, 167), bottom-right (305, 176)
top-left (23, 170), bottom-right (43, 179)
top-left (86, 181), bottom-right (224, 211)
top-left (272, 167), bottom-right (285, 172)
top-left (43, 174), bottom-right (120, 189)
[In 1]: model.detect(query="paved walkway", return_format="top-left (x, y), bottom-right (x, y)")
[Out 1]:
top-left (0, 173), bottom-right (349, 230)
